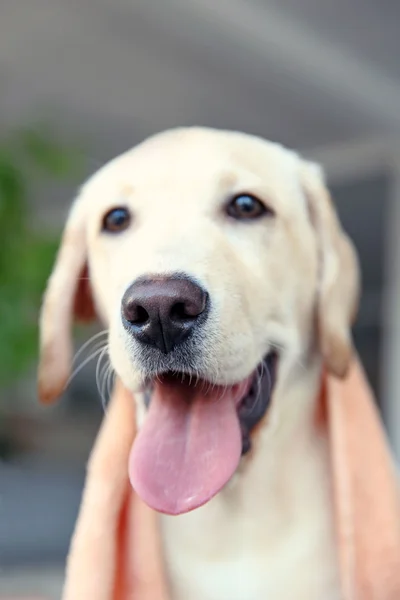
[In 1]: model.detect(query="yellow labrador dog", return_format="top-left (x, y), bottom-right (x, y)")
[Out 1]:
top-left (39, 127), bottom-right (359, 600)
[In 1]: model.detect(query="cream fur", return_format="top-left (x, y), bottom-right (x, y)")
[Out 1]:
top-left (160, 357), bottom-right (341, 600)
top-left (39, 126), bottom-right (360, 599)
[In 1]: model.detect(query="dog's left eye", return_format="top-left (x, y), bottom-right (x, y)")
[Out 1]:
top-left (226, 194), bottom-right (272, 220)
top-left (102, 207), bottom-right (131, 233)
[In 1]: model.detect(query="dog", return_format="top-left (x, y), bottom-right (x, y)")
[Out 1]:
top-left (38, 127), bottom-right (359, 600)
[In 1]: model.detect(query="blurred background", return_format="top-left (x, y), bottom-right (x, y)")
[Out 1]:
top-left (1, 0), bottom-right (400, 597)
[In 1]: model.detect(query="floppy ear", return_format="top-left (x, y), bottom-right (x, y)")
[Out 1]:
top-left (38, 198), bottom-right (96, 404)
top-left (301, 161), bottom-right (360, 378)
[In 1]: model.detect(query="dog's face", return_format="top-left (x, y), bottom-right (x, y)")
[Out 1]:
top-left (90, 130), bottom-right (319, 389)
top-left (38, 127), bottom-right (359, 515)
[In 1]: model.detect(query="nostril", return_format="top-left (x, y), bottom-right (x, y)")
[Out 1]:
top-left (132, 305), bottom-right (149, 325)
top-left (170, 301), bottom-right (197, 323)
top-left (124, 303), bottom-right (149, 325)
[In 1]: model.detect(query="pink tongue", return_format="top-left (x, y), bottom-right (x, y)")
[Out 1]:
top-left (129, 379), bottom-right (243, 515)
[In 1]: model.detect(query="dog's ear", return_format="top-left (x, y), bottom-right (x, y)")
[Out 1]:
top-left (38, 198), bottom-right (96, 404)
top-left (300, 161), bottom-right (360, 378)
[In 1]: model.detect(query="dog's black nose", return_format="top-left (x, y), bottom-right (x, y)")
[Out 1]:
top-left (121, 276), bottom-right (208, 353)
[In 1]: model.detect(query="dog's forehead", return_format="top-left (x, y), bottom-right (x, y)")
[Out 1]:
top-left (81, 128), bottom-right (304, 210)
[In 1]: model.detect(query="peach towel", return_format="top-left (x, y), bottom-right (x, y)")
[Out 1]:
top-left (62, 357), bottom-right (400, 600)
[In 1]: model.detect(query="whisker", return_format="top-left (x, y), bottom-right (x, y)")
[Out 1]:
top-left (99, 359), bottom-right (111, 404)
top-left (270, 341), bottom-right (307, 373)
top-left (104, 365), bottom-right (115, 409)
top-left (95, 346), bottom-right (110, 411)
top-left (68, 345), bottom-right (107, 384)
top-left (107, 368), bottom-right (116, 400)
top-left (72, 330), bottom-right (108, 366)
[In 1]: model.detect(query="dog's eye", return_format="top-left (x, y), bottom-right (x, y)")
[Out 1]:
top-left (226, 194), bottom-right (272, 220)
top-left (102, 207), bottom-right (131, 233)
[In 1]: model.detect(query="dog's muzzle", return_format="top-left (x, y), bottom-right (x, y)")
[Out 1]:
top-left (121, 273), bottom-right (278, 516)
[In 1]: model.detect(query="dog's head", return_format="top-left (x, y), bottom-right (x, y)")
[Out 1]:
top-left (38, 127), bottom-right (359, 514)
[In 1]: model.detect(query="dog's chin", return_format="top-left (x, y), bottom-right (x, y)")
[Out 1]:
top-left (127, 351), bottom-right (278, 516)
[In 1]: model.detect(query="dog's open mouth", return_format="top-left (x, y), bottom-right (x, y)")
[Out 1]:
top-left (129, 352), bottom-right (278, 515)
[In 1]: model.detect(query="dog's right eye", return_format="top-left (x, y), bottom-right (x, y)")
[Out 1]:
top-left (226, 194), bottom-right (272, 221)
top-left (102, 207), bottom-right (131, 233)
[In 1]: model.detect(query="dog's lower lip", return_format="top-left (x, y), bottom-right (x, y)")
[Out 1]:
top-left (142, 351), bottom-right (278, 454)
top-left (237, 351), bottom-right (278, 454)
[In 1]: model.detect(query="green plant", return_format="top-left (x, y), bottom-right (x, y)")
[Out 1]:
top-left (0, 128), bottom-right (83, 387)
